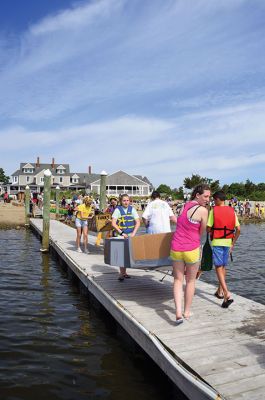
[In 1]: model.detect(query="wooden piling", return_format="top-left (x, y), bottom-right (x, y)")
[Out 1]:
top-left (99, 170), bottom-right (107, 212)
top-left (41, 169), bottom-right (51, 252)
top-left (55, 185), bottom-right (60, 219)
top-left (24, 185), bottom-right (30, 226)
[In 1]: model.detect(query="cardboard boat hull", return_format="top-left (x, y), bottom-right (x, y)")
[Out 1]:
top-left (104, 232), bottom-right (173, 269)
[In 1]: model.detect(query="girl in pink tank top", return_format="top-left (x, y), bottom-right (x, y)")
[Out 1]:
top-left (170, 185), bottom-right (210, 325)
top-left (171, 201), bottom-right (201, 252)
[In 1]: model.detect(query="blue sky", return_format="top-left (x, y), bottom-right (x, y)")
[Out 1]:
top-left (1, 0), bottom-right (265, 187)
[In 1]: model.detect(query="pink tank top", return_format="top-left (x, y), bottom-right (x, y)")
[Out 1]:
top-left (171, 201), bottom-right (201, 252)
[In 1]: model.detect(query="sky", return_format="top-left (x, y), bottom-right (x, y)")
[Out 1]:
top-left (1, 0), bottom-right (265, 188)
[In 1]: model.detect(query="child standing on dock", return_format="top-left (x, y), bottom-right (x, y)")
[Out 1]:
top-left (112, 194), bottom-right (140, 281)
top-left (207, 191), bottom-right (240, 308)
top-left (75, 196), bottom-right (93, 253)
top-left (170, 184), bottom-right (210, 325)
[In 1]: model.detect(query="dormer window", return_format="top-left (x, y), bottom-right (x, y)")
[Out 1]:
top-left (23, 168), bottom-right (34, 173)
top-left (56, 165), bottom-right (66, 174)
top-left (22, 163), bottom-right (34, 173)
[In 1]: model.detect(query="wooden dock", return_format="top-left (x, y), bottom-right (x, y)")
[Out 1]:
top-left (30, 219), bottom-right (265, 400)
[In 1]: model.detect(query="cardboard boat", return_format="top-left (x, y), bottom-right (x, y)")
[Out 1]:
top-left (104, 232), bottom-right (173, 269)
top-left (88, 213), bottom-right (112, 232)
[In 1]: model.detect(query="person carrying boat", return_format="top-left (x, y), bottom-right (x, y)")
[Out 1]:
top-left (170, 184), bottom-right (210, 325)
top-left (95, 197), bottom-right (118, 245)
top-left (74, 196), bottom-right (94, 253)
top-left (142, 191), bottom-right (177, 234)
top-left (207, 191), bottom-right (240, 308)
top-left (112, 194), bottom-right (140, 281)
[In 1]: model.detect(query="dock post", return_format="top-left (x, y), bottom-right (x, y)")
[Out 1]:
top-left (55, 185), bottom-right (60, 220)
top-left (25, 185), bottom-right (30, 226)
top-left (100, 170), bottom-right (107, 211)
top-left (97, 170), bottom-right (107, 246)
top-left (41, 169), bottom-right (52, 252)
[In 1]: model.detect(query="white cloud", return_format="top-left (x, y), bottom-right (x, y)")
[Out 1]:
top-left (2, 101), bottom-right (265, 186)
top-left (1, 0), bottom-right (265, 122)
top-left (30, 0), bottom-right (121, 36)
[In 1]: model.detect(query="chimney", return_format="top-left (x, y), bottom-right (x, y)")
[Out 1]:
top-left (36, 156), bottom-right (40, 167)
top-left (51, 157), bottom-right (55, 169)
top-left (88, 165), bottom-right (92, 174)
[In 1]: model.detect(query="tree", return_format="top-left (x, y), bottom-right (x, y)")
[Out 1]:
top-left (183, 174), bottom-right (220, 192)
top-left (156, 184), bottom-right (172, 195)
top-left (0, 168), bottom-right (9, 184)
top-left (245, 179), bottom-right (255, 196)
top-left (209, 179), bottom-right (220, 193)
top-left (256, 183), bottom-right (265, 191)
top-left (183, 174), bottom-right (205, 189)
top-left (221, 184), bottom-right (230, 194)
top-left (228, 182), bottom-right (245, 197)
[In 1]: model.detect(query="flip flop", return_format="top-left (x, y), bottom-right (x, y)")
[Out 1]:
top-left (124, 274), bottom-right (131, 279)
top-left (176, 318), bottom-right (184, 325)
top-left (118, 276), bottom-right (124, 281)
top-left (214, 291), bottom-right (224, 299)
top-left (221, 298), bottom-right (234, 308)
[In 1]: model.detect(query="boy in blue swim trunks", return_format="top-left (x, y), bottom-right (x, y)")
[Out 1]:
top-left (207, 191), bottom-right (240, 308)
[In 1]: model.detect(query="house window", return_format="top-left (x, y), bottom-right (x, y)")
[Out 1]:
top-left (57, 169), bottom-right (65, 174)
top-left (26, 176), bottom-right (30, 183)
top-left (23, 168), bottom-right (34, 173)
top-left (13, 176), bottom-right (18, 183)
top-left (59, 177), bottom-right (63, 183)
top-left (40, 177), bottom-right (44, 183)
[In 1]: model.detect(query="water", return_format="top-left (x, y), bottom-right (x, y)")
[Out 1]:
top-left (0, 229), bottom-right (186, 400)
top-left (201, 223), bottom-right (265, 305)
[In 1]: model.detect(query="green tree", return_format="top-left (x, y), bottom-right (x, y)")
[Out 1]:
top-left (256, 183), bottom-right (265, 191)
top-left (0, 168), bottom-right (9, 184)
top-left (183, 174), bottom-right (205, 189)
top-left (183, 174), bottom-right (220, 192)
top-left (209, 179), bottom-right (220, 193)
top-left (156, 184), bottom-right (172, 195)
top-left (228, 182), bottom-right (245, 197)
top-left (221, 184), bottom-right (230, 194)
top-left (245, 179), bottom-right (256, 196)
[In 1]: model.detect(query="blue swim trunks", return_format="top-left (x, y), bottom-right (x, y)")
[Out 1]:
top-left (212, 246), bottom-right (230, 267)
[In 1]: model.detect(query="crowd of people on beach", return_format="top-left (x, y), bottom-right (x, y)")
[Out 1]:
top-left (69, 185), bottom-right (240, 325)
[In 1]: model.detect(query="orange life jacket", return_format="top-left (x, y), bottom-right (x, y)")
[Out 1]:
top-left (211, 206), bottom-right (236, 240)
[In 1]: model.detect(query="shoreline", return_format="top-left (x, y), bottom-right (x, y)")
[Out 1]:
top-left (1, 202), bottom-right (265, 230)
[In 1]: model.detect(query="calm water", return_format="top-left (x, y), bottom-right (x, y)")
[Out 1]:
top-left (0, 229), bottom-right (186, 400)
top-left (201, 223), bottom-right (265, 305)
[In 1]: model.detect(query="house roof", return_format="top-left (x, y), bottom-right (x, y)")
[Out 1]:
top-left (134, 175), bottom-right (153, 186)
top-left (70, 173), bottom-right (100, 185)
top-left (11, 164), bottom-right (153, 189)
top-left (17, 162), bottom-right (70, 176)
top-left (90, 170), bottom-right (151, 186)
top-left (11, 169), bottom-right (20, 176)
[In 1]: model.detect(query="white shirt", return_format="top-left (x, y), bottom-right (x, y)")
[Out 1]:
top-left (142, 198), bottom-right (174, 234)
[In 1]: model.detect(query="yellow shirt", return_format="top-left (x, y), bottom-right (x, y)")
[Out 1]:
top-left (76, 204), bottom-right (92, 220)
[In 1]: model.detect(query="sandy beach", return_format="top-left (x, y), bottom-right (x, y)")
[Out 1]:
top-left (0, 202), bottom-right (25, 228)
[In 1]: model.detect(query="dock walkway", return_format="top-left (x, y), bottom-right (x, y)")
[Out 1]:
top-left (30, 219), bottom-right (265, 400)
